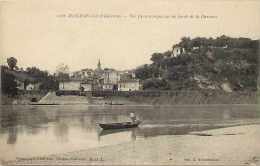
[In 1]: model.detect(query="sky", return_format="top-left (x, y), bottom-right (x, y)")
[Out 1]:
top-left (1, 0), bottom-right (260, 73)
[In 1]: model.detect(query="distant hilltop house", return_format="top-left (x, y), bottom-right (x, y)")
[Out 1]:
top-left (58, 60), bottom-right (141, 92)
top-left (6, 70), bottom-right (40, 91)
top-left (171, 45), bottom-right (186, 57)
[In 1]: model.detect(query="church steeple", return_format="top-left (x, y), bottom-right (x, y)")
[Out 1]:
top-left (97, 59), bottom-right (101, 70)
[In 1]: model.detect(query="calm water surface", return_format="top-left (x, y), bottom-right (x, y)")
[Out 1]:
top-left (0, 104), bottom-right (259, 161)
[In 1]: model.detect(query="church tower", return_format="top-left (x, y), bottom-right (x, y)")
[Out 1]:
top-left (97, 59), bottom-right (102, 70)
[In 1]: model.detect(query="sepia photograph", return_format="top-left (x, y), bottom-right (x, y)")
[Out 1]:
top-left (0, 0), bottom-right (260, 165)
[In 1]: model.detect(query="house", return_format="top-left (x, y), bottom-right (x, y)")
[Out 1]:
top-left (59, 80), bottom-right (81, 91)
top-left (102, 83), bottom-right (117, 91)
top-left (192, 46), bottom-right (200, 50)
top-left (118, 79), bottom-right (140, 91)
top-left (100, 68), bottom-right (120, 91)
top-left (80, 82), bottom-right (92, 91)
top-left (25, 83), bottom-right (40, 91)
top-left (103, 68), bottom-right (120, 84)
top-left (171, 45), bottom-right (185, 57)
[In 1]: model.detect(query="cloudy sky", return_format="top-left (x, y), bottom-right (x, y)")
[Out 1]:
top-left (1, 0), bottom-right (260, 73)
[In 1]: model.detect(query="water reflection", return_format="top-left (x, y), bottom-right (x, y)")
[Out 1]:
top-left (0, 104), bottom-right (259, 161)
top-left (98, 128), bottom-right (139, 141)
top-left (7, 127), bottom-right (17, 144)
top-left (54, 119), bottom-right (69, 143)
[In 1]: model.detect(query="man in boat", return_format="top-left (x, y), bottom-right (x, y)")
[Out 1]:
top-left (130, 112), bottom-right (136, 123)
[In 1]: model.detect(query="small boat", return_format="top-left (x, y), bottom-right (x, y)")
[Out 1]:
top-left (105, 102), bottom-right (124, 105)
top-left (29, 103), bottom-right (60, 105)
top-left (98, 120), bottom-right (141, 130)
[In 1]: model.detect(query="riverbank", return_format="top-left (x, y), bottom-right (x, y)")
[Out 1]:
top-left (22, 91), bottom-right (259, 105)
top-left (6, 124), bottom-right (260, 166)
top-left (0, 92), bottom-right (46, 105)
top-left (1, 90), bottom-right (257, 105)
top-left (127, 91), bottom-right (257, 104)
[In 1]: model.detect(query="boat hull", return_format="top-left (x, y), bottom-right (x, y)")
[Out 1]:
top-left (98, 121), bottom-right (141, 130)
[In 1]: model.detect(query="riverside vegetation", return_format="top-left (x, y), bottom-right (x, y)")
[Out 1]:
top-left (135, 35), bottom-right (258, 91)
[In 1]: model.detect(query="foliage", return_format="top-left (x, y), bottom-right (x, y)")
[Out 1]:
top-left (1, 66), bottom-right (18, 96)
top-left (25, 67), bottom-right (59, 90)
top-left (56, 63), bottom-right (70, 82)
top-left (135, 35), bottom-right (259, 91)
top-left (7, 57), bottom-right (17, 70)
top-left (143, 78), bottom-right (171, 90)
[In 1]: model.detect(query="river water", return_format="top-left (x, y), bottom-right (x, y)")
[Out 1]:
top-left (0, 104), bottom-right (259, 161)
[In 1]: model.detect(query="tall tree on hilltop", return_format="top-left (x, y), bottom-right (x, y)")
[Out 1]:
top-left (7, 57), bottom-right (17, 70)
top-left (56, 63), bottom-right (70, 89)
top-left (1, 66), bottom-right (18, 96)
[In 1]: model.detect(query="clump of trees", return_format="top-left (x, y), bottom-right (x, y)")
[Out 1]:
top-left (1, 57), bottom-right (59, 96)
top-left (55, 63), bottom-right (70, 90)
top-left (1, 65), bottom-right (18, 96)
top-left (25, 67), bottom-right (59, 90)
top-left (179, 35), bottom-right (259, 50)
top-left (7, 57), bottom-right (18, 70)
top-left (135, 35), bottom-right (259, 91)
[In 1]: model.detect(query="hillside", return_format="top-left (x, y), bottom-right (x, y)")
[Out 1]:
top-left (135, 36), bottom-right (259, 92)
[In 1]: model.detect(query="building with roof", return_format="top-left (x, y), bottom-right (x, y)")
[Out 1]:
top-left (118, 79), bottom-right (140, 91)
top-left (171, 45), bottom-right (186, 57)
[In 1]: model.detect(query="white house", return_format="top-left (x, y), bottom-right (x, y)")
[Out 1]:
top-left (171, 45), bottom-right (185, 57)
top-left (80, 80), bottom-right (92, 91)
top-left (59, 81), bottom-right (81, 91)
top-left (25, 83), bottom-right (40, 91)
top-left (118, 79), bottom-right (140, 91)
top-left (102, 83), bottom-right (115, 91)
top-left (103, 69), bottom-right (120, 84)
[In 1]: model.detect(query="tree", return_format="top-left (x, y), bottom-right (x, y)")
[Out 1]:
top-left (26, 67), bottom-right (49, 81)
top-left (143, 78), bottom-right (171, 90)
top-left (150, 53), bottom-right (164, 65)
top-left (135, 64), bottom-right (160, 80)
top-left (7, 57), bottom-right (17, 70)
top-left (25, 67), bottom-right (59, 91)
top-left (1, 66), bottom-right (18, 96)
top-left (56, 63), bottom-right (70, 89)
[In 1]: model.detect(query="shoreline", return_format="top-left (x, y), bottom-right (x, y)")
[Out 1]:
top-left (6, 124), bottom-right (260, 166)
top-left (1, 90), bottom-right (257, 105)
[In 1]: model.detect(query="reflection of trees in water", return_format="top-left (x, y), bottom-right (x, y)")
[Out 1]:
top-left (7, 127), bottom-right (17, 144)
top-left (0, 106), bottom-right (53, 144)
top-left (54, 118), bottom-right (69, 143)
top-left (79, 113), bottom-right (120, 131)
top-left (0, 107), bottom-right (18, 144)
top-left (98, 128), bottom-right (139, 142)
top-left (1, 108), bottom-right (18, 128)
top-left (79, 113), bottom-right (93, 131)
top-left (222, 109), bottom-right (231, 120)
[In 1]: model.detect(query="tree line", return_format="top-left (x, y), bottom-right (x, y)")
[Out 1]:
top-left (135, 35), bottom-right (259, 91)
top-left (1, 57), bottom-right (63, 96)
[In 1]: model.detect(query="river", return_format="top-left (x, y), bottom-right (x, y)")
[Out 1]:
top-left (0, 104), bottom-right (259, 161)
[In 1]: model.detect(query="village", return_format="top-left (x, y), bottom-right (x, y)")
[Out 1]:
top-left (5, 44), bottom-right (190, 94)
top-left (59, 60), bottom-right (141, 92)
top-left (1, 35), bottom-right (257, 105)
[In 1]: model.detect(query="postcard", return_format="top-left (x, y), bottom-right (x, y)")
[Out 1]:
top-left (0, 0), bottom-right (260, 165)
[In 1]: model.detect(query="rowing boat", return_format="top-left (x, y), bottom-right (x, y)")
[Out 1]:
top-left (98, 120), bottom-right (141, 130)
